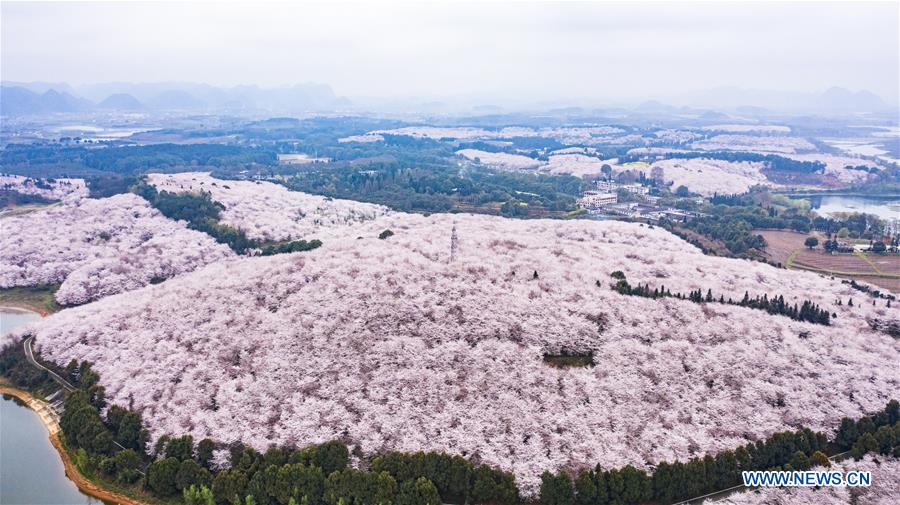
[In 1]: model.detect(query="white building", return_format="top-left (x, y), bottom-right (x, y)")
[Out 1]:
top-left (595, 180), bottom-right (650, 195)
top-left (578, 191), bottom-right (618, 210)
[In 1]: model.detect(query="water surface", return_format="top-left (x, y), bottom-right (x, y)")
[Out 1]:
top-left (804, 195), bottom-right (900, 220)
top-left (0, 308), bottom-right (101, 505)
top-left (1, 308), bottom-right (40, 336)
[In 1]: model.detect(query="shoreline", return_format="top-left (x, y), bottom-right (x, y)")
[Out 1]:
top-left (0, 302), bottom-right (52, 317)
top-left (0, 383), bottom-right (148, 505)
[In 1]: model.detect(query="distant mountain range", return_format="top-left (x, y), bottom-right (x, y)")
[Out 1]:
top-left (0, 81), bottom-right (349, 116)
top-left (0, 86), bottom-right (93, 115)
top-left (0, 81), bottom-right (893, 117)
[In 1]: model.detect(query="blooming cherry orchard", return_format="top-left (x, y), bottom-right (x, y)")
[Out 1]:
top-left (783, 154), bottom-right (883, 184)
top-left (699, 125), bottom-right (792, 134)
top-left (148, 172), bottom-right (390, 242)
top-left (0, 173), bottom-right (89, 201)
top-left (22, 213), bottom-right (899, 495)
top-left (456, 149), bottom-right (544, 171)
top-left (692, 135), bottom-right (816, 154)
top-left (648, 158), bottom-right (772, 195)
top-left (545, 154), bottom-right (613, 178)
top-left (0, 193), bottom-right (233, 304)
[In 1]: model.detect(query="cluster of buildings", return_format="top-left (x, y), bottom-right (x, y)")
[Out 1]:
top-left (595, 180), bottom-right (650, 195)
top-left (577, 190), bottom-right (618, 210)
top-left (604, 203), bottom-right (700, 221)
top-left (577, 179), bottom-right (704, 222)
top-left (577, 181), bottom-right (657, 210)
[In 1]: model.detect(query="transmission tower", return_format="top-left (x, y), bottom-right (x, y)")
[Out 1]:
top-left (450, 223), bottom-right (459, 263)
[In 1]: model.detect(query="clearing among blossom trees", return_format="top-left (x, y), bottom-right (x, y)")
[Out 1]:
top-left (19, 212), bottom-right (899, 496)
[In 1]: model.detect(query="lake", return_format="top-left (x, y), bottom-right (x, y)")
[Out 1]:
top-left (803, 195), bottom-right (900, 220)
top-left (0, 308), bottom-right (102, 505)
top-left (0, 308), bottom-right (40, 335)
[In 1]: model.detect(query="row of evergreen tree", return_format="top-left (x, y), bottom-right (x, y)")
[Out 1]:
top-left (539, 400), bottom-right (900, 505)
top-left (44, 352), bottom-right (517, 505)
top-left (6, 341), bottom-right (898, 505)
top-left (133, 181), bottom-right (323, 257)
top-left (609, 272), bottom-right (831, 325)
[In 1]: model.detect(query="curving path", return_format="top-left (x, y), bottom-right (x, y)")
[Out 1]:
top-left (22, 336), bottom-right (136, 457)
top-left (23, 336), bottom-right (76, 391)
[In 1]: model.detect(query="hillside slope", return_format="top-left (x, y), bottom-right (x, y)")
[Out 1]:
top-left (1, 193), bottom-right (234, 304)
top-left (148, 172), bottom-right (390, 242)
top-left (22, 214), bottom-right (899, 495)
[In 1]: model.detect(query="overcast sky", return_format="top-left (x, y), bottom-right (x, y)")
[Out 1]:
top-left (2, 1), bottom-right (898, 105)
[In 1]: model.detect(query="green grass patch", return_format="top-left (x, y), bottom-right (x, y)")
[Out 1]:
top-left (0, 284), bottom-right (61, 314)
top-left (785, 250), bottom-right (798, 269)
top-left (543, 351), bottom-right (595, 368)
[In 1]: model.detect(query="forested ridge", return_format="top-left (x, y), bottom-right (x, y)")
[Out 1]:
top-left (0, 143), bottom-right (276, 176)
top-left (284, 161), bottom-right (583, 216)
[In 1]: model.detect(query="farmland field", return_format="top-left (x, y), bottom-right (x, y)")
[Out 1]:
top-left (759, 230), bottom-right (900, 293)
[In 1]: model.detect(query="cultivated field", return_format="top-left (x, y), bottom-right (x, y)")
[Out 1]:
top-left (759, 230), bottom-right (900, 294)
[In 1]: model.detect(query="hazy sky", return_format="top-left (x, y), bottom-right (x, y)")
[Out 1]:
top-left (2, 1), bottom-right (898, 104)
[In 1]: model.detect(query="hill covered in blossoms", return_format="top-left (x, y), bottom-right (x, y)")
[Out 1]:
top-left (148, 172), bottom-right (390, 242)
top-left (1, 173), bottom-right (89, 201)
top-left (21, 213), bottom-right (899, 495)
top-left (0, 193), bottom-right (234, 304)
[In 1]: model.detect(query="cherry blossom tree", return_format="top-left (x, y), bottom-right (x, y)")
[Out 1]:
top-left (147, 172), bottom-right (390, 242)
top-left (18, 213), bottom-right (898, 496)
top-left (1, 193), bottom-right (234, 304)
top-left (0, 173), bottom-right (89, 201)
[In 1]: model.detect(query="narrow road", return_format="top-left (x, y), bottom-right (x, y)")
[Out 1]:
top-left (22, 336), bottom-right (137, 458)
top-left (23, 336), bottom-right (76, 391)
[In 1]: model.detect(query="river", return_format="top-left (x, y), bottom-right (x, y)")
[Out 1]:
top-left (1, 308), bottom-right (102, 505)
top-left (802, 195), bottom-right (900, 220)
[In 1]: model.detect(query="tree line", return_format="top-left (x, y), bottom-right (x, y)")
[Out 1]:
top-left (259, 239), bottom-right (322, 256)
top-left (134, 181), bottom-right (255, 254)
top-left (3, 340), bottom-right (897, 505)
top-left (284, 159), bottom-right (583, 217)
top-left (0, 143), bottom-right (276, 177)
top-left (0, 189), bottom-right (58, 207)
top-left (539, 400), bottom-right (900, 505)
top-left (133, 182), bottom-right (321, 257)
top-left (666, 192), bottom-right (882, 256)
top-left (661, 151), bottom-right (826, 173)
top-left (609, 272), bottom-right (832, 325)
top-left (0, 340), bottom-right (517, 505)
